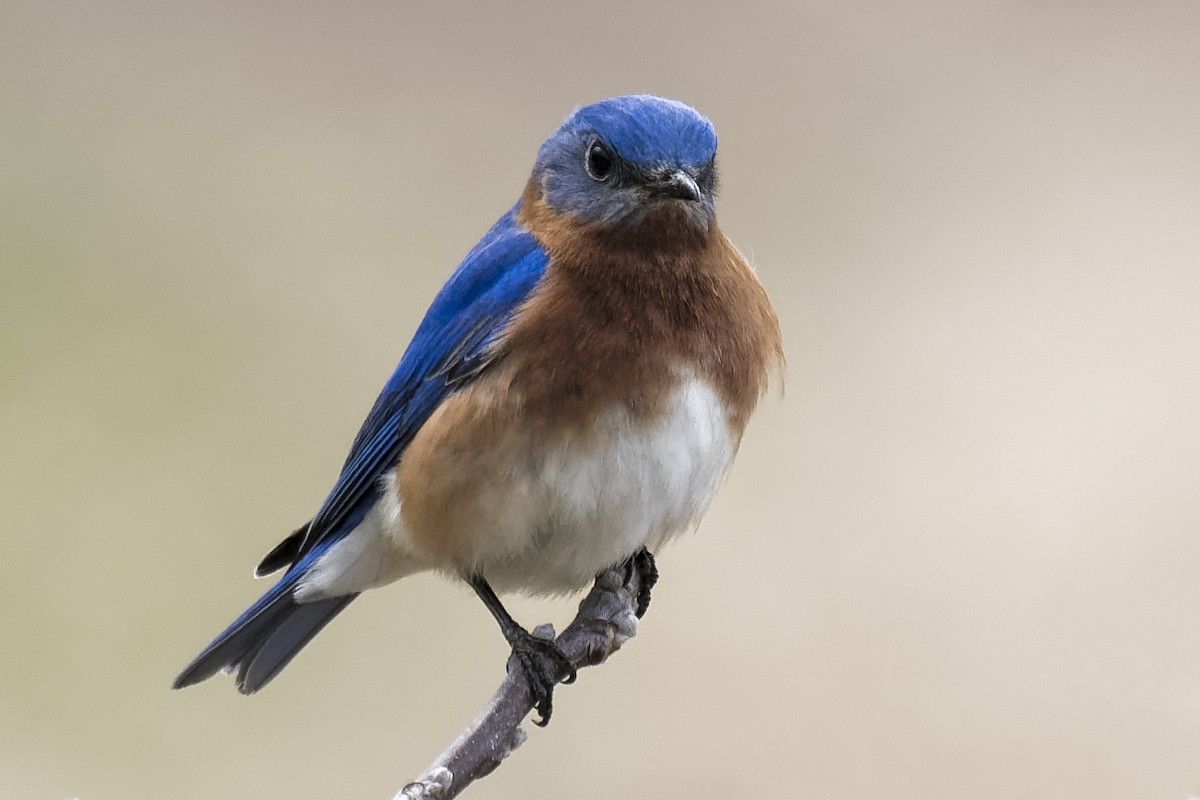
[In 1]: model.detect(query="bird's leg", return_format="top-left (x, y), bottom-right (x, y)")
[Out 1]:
top-left (623, 547), bottom-right (659, 618)
top-left (468, 575), bottom-right (577, 727)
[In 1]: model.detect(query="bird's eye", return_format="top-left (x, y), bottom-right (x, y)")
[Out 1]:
top-left (585, 141), bottom-right (614, 182)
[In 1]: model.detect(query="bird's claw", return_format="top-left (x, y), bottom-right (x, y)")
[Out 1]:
top-left (625, 547), bottom-right (659, 618)
top-left (508, 634), bottom-right (577, 726)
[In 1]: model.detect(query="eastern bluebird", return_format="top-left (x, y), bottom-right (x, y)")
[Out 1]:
top-left (174, 95), bottom-right (783, 724)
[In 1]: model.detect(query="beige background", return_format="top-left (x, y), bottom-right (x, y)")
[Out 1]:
top-left (3, 2), bottom-right (1200, 798)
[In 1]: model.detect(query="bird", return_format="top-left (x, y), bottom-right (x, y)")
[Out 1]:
top-left (173, 94), bottom-right (783, 725)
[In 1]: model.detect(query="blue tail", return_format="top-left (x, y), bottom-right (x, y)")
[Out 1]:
top-left (173, 540), bottom-right (357, 694)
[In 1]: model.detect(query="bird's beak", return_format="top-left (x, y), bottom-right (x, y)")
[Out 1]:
top-left (650, 168), bottom-right (702, 202)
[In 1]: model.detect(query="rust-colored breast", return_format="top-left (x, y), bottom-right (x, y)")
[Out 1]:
top-left (509, 183), bottom-right (783, 437)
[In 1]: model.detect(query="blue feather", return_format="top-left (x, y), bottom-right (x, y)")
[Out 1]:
top-left (173, 203), bottom-right (549, 691)
top-left (300, 204), bottom-right (549, 560)
top-left (567, 94), bottom-right (717, 167)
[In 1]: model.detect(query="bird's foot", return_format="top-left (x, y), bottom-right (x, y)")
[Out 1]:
top-left (624, 547), bottom-right (659, 618)
top-left (508, 631), bottom-right (577, 727)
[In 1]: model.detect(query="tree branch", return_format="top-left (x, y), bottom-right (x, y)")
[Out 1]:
top-left (394, 562), bottom-right (651, 800)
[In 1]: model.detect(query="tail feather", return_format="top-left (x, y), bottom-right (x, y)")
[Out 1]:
top-left (236, 595), bottom-right (355, 692)
top-left (173, 573), bottom-right (357, 693)
top-left (255, 522), bottom-right (309, 578)
top-left (177, 507), bottom-right (374, 693)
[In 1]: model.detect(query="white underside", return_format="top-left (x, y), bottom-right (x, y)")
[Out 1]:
top-left (295, 375), bottom-right (735, 600)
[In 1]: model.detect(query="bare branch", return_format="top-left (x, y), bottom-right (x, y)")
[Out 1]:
top-left (394, 562), bottom-right (650, 800)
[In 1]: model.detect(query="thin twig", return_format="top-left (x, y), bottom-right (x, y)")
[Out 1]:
top-left (394, 563), bottom-right (649, 800)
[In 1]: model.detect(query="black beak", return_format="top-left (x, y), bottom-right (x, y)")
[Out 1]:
top-left (649, 168), bottom-right (702, 202)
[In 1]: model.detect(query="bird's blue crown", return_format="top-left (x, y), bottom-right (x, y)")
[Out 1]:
top-left (543, 95), bottom-right (717, 169)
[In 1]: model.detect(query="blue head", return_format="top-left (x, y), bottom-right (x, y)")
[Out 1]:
top-left (531, 95), bottom-right (719, 233)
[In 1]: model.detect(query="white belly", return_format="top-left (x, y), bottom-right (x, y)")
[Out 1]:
top-left (482, 375), bottom-right (736, 593)
top-left (297, 375), bottom-right (736, 599)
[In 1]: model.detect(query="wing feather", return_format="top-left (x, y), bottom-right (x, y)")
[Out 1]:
top-left (295, 205), bottom-right (548, 561)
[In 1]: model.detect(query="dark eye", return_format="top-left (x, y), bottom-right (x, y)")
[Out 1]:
top-left (585, 140), bottom-right (614, 182)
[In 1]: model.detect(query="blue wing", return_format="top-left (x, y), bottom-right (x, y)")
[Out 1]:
top-left (298, 204), bottom-right (549, 560)
top-left (173, 203), bottom-right (549, 692)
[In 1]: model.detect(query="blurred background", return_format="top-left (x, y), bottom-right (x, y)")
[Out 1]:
top-left (3, 1), bottom-right (1199, 798)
